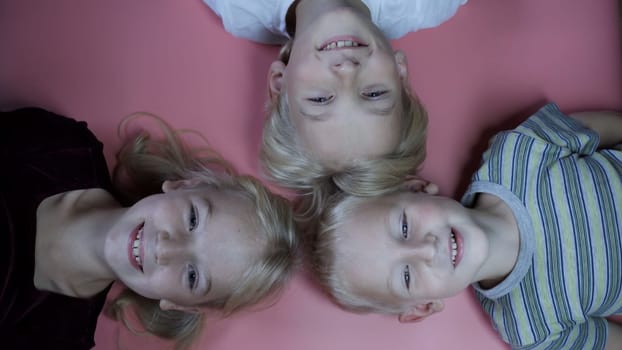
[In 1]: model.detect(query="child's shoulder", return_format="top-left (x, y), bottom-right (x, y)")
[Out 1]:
top-left (364, 0), bottom-right (468, 39)
top-left (508, 103), bottom-right (599, 154)
top-left (203, 0), bottom-right (294, 44)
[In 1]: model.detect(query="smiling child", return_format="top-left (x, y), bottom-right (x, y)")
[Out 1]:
top-left (204, 0), bottom-right (467, 220)
top-left (310, 103), bottom-right (622, 349)
top-left (1, 108), bottom-right (298, 349)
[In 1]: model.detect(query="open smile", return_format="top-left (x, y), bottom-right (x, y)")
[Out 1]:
top-left (127, 222), bottom-right (145, 272)
top-left (318, 36), bottom-right (368, 51)
top-left (449, 229), bottom-right (463, 268)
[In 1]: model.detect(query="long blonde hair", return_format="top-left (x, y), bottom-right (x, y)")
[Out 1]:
top-left (107, 113), bottom-right (299, 348)
top-left (260, 40), bottom-right (427, 226)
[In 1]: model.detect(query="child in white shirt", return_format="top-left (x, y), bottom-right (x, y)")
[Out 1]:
top-left (205, 0), bottom-right (467, 221)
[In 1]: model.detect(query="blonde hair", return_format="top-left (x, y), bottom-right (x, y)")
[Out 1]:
top-left (260, 40), bottom-right (427, 224)
top-left (107, 113), bottom-right (298, 348)
top-left (308, 192), bottom-right (403, 315)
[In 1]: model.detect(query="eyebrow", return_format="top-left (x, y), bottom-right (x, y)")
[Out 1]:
top-left (202, 275), bottom-right (212, 296)
top-left (386, 205), bottom-right (397, 239)
top-left (299, 101), bottom-right (397, 120)
top-left (384, 209), bottom-right (403, 298)
top-left (199, 196), bottom-right (213, 297)
top-left (387, 272), bottom-right (396, 296)
top-left (195, 194), bottom-right (212, 235)
top-left (387, 266), bottom-right (405, 299)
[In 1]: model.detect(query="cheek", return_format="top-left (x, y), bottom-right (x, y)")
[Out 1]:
top-left (136, 270), bottom-right (182, 301)
top-left (368, 54), bottom-right (401, 76)
top-left (285, 60), bottom-right (325, 89)
top-left (367, 122), bottom-right (400, 151)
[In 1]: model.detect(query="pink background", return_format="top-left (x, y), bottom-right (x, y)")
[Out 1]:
top-left (1, 0), bottom-right (620, 349)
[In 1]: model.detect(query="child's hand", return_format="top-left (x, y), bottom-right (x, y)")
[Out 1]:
top-left (570, 111), bottom-right (622, 148)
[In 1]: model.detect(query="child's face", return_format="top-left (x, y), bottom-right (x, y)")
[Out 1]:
top-left (270, 8), bottom-right (408, 169)
top-left (332, 191), bottom-right (490, 317)
top-left (105, 181), bottom-right (262, 312)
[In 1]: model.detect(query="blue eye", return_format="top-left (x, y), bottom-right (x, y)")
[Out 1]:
top-left (189, 205), bottom-right (198, 231)
top-left (307, 96), bottom-right (333, 104)
top-left (363, 90), bottom-right (388, 99)
top-left (401, 210), bottom-right (408, 239)
top-left (403, 265), bottom-right (411, 290)
top-left (187, 265), bottom-right (198, 290)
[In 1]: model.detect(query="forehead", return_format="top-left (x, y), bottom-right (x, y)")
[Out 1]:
top-left (332, 197), bottom-right (401, 305)
top-left (195, 189), bottom-right (264, 303)
top-left (291, 110), bottom-right (402, 170)
top-left (196, 187), bottom-right (261, 250)
top-left (341, 193), bottom-right (402, 227)
top-left (333, 193), bottom-right (408, 271)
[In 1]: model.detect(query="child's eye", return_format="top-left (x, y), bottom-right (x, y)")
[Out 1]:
top-left (401, 210), bottom-right (408, 239)
top-left (363, 90), bottom-right (388, 99)
top-left (187, 265), bottom-right (198, 291)
top-left (189, 204), bottom-right (198, 231)
top-left (403, 265), bottom-right (411, 290)
top-left (307, 96), bottom-right (333, 104)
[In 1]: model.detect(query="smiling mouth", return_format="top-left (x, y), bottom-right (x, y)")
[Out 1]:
top-left (128, 222), bottom-right (145, 272)
top-left (319, 37), bottom-right (368, 51)
top-left (450, 230), bottom-right (458, 266)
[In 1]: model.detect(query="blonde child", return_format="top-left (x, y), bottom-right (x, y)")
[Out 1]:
top-left (204, 0), bottom-right (467, 219)
top-left (0, 108), bottom-right (298, 349)
top-left (310, 103), bottom-right (622, 349)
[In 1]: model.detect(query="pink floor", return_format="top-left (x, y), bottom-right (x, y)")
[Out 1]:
top-left (1, 0), bottom-right (620, 349)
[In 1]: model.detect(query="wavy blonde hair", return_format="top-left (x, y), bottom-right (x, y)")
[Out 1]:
top-left (306, 192), bottom-right (407, 315)
top-left (260, 40), bottom-right (428, 225)
top-left (107, 113), bottom-right (299, 349)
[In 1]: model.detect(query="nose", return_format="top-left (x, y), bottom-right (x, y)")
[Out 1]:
top-left (407, 234), bottom-right (437, 262)
top-left (155, 231), bottom-right (188, 265)
top-left (330, 56), bottom-right (360, 75)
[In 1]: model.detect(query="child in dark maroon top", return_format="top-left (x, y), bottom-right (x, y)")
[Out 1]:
top-left (0, 108), bottom-right (298, 349)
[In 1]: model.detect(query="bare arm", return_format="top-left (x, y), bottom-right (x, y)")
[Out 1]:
top-left (569, 111), bottom-right (622, 148)
top-left (605, 321), bottom-right (622, 350)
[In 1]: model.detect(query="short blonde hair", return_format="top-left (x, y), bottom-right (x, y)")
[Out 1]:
top-left (308, 192), bottom-right (404, 315)
top-left (108, 113), bottom-right (299, 348)
top-left (260, 41), bottom-right (427, 224)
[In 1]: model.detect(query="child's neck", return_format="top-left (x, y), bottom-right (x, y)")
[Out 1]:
top-left (34, 188), bottom-right (124, 297)
top-left (472, 193), bottom-right (521, 289)
top-left (293, 0), bottom-right (371, 34)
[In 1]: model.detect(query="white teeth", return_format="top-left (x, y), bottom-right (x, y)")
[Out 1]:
top-left (450, 232), bottom-right (457, 266)
top-left (321, 40), bottom-right (361, 51)
top-left (133, 225), bottom-right (144, 269)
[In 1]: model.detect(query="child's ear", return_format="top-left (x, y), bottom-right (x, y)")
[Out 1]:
top-left (159, 299), bottom-right (202, 314)
top-left (267, 61), bottom-right (286, 102)
top-left (394, 50), bottom-right (409, 82)
top-left (398, 300), bottom-right (444, 323)
top-left (402, 175), bottom-right (439, 195)
top-left (161, 178), bottom-right (202, 193)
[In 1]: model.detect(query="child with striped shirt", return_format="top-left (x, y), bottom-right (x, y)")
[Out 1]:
top-left (310, 103), bottom-right (622, 349)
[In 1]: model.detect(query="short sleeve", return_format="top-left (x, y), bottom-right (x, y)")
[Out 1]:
top-left (510, 103), bottom-right (600, 156)
top-left (202, 0), bottom-right (292, 44)
top-left (367, 0), bottom-right (467, 39)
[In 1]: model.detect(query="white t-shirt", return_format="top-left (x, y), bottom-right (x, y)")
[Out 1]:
top-left (204, 0), bottom-right (468, 44)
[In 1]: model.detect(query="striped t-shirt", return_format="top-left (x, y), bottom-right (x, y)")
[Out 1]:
top-left (461, 103), bottom-right (622, 349)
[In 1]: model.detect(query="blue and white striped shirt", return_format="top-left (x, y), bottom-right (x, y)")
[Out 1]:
top-left (462, 103), bottom-right (622, 349)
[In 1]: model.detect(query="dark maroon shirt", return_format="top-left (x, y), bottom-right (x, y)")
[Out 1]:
top-left (0, 108), bottom-right (112, 349)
